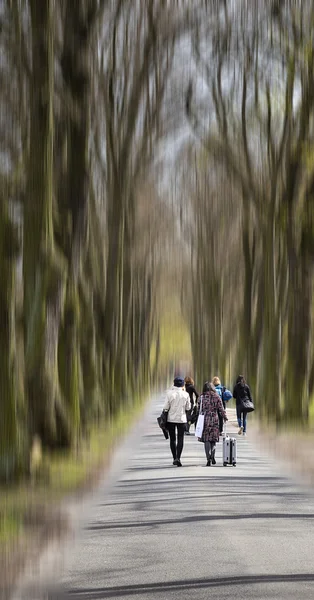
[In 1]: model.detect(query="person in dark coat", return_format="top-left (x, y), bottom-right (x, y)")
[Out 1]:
top-left (233, 375), bottom-right (253, 437)
top-left (197, 382), bottom-right (227, 466)
top-left (184, 376), bottom-right (199, 434)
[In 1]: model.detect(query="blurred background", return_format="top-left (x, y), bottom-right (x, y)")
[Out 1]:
top-left (1, 0), bottom-right (314, 574)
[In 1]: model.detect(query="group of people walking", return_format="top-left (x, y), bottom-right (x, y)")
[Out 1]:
top-left (162, 374), bottom-right (253, 467)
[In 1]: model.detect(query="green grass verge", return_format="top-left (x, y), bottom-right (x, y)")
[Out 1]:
top-left (0, 513), bottom-right (20, 544)
top-left (309, 398), bottom-right (314, 426)
top-left (0, 394), bottom-right (145, 550)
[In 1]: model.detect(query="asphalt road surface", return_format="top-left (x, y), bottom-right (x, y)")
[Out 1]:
top-left (28, 397), bottom-right (314, 599)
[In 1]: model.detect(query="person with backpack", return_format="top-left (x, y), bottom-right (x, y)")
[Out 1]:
top-left (212, 376), bottom-right (226, 435)
top-left (184, 376), bottom-right (199, 434)
top-left (233, 375), bottom-right (253, 437)
top-left (163, 376), bottom-right (191, 466)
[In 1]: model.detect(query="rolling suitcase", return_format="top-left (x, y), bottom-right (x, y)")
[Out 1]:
top-left (223, 427), bottom-right (237, 466)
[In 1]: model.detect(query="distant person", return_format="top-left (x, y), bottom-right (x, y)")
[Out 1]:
top-left (212, 376), bottom-right (226, 435)
top-left (197, 382), bottom-right (227, 466)
top-left (174, 364), bottom-right (182, 377)
top-left (233, 375), bottom-right (253, 437)
top-left (184, 376), bottom-right (199, 434)
top-left (163, 376), bottom-right (191, 466)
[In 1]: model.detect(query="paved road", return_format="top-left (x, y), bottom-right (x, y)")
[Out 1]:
top-left (29, 397), bottom-right (314, 599)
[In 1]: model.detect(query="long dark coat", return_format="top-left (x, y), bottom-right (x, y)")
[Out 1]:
top-left (198, 391), bottom-right (227, 443)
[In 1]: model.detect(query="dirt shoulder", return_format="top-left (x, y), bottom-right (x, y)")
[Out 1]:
top-left (0, 505), bottom-right (68, 600)
top-left (227, 406), bottom-right (314, 487)
top-left (252, 423), bottom-right (314, 487)
top-left (0, 398), bottom-right (145, 600)
top-left (0, 464), bottom-right (109, 600)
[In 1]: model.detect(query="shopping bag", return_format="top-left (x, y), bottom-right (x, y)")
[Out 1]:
top-left (194, 398), bottom-right (204, 437)
top-left (195, 414), bottom-right (204, 437)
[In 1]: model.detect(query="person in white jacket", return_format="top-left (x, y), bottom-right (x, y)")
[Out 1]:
top-left (163, 377), bottom-right (191, 466)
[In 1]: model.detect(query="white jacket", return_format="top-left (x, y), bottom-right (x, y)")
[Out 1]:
top-left (163, 386), bottom-right (191, 423)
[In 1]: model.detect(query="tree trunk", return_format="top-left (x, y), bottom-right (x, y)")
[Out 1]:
top-left (0, 201), bottom-right (20, 480)
top-left (285, 252), bottom-right (313, 423)
top-left (58, 0), bottom-right (99, 441)
top-left (24, 0), bottom-right (69, 447)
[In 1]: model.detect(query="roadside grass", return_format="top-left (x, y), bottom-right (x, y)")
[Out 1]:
top-left (0, 395), bottom-right (145, 552)
top-left (0, 513), bottom-right (20, 545)
top-left (309, 398), bottom-right (314, 428)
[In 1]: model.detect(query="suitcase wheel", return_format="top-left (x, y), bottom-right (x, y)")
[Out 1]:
top-left (223, 462), bottom-right (227, 467)
top-left (233, 463), bottom-right (236, 467)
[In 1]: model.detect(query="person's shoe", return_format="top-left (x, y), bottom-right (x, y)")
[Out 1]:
top-left (206, 459), bottom-right (211, 466)
top-left (243, 432), bottom-right (247, 437)
top-left (173, 459), bottom-right (178, 465)
top-left (185, 431), bottom-right (190, 435)
top-left (176, 460), bottom-right (182, 467)
top-left (238, 427), bottom-right (243, 435)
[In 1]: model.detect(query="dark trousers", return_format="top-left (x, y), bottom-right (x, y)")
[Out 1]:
top-left (185, 408), bottom-right (193, 432)
top-left (167, 422), bottom-right (186, 460)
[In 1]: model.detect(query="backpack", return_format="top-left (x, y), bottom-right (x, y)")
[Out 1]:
top-left (222, 388), bottom-right (232, 402)
top-left (216, 385), bottom-right (232, 403)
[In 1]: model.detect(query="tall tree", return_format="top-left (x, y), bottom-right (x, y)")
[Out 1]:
top-left (23, 0), bottom-right (71, 446)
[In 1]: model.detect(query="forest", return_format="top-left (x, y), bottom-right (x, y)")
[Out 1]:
top-left (1, 0), bottom-right (314, 482)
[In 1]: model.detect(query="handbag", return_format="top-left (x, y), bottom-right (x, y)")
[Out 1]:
top-left (157, 410), bottom-right (168, 429)
top-left (157, 410), bottom-right (169, 439)
top-left (194, 398), bottom-right (205, 437)
top-left (240, 398), bottom-right (255, 413)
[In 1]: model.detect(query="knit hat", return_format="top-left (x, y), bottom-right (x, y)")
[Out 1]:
top-left (174, 376), bottom-right (185, 387)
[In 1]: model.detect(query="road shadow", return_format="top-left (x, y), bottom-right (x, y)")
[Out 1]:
top-left (52, 572), bottom-right (314, 599)
top-left (85, 511), bottom-right (314, 531)
top-left (97, 487), bottom-right (306, 509)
